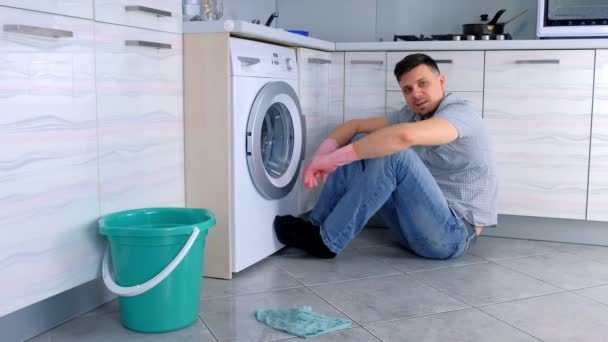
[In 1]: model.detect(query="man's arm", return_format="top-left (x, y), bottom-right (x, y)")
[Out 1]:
top-left (352, 117), bottom-right (459, 159)
top-left (327, 116), bottom-right (390, 147)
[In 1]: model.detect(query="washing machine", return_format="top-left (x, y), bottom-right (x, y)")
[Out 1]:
top-left (230, 38), bottom-right (305, 272)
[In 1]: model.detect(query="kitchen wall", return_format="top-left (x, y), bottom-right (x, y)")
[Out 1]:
top-left (222, 0), bottom-right (277, 24)
top-left (276, 0), bottom-right (537, 42)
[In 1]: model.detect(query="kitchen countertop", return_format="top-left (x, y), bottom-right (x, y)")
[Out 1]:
top-left (336, 39), bottom-right (608, 51)
top-left (183, 20), bottom-right (336, 51)
top-left (183, 20), bottom-right (608, 51)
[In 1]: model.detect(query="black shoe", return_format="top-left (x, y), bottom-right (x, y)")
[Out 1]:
top-left (274, 215), bottom-right (337, 259)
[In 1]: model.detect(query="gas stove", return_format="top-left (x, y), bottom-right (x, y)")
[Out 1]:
top-left (393, 33), bottom-right (513, 41)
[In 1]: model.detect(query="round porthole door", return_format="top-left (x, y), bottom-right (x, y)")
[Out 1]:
top-left (246, 81), bottom-right (305, 199)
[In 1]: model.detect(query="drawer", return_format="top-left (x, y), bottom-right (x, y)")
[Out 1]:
top-left (0, 0), bottom-right (93, 19)
top-left (485, 50), bottom-right (594, 92)
top-left (95, 0), bottom-right (181, 33)
top-left (298, 48), bottom-right (330, 117)
top-left (345, 52), bottom-right (386, 121)
top-left (387, 51), bottom-right (484, 92)
top-left (386, 91), bottom-right (483, 117)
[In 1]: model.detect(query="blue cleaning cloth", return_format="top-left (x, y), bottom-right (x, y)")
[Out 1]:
top-left (255, 306), bottom-right (352, 338)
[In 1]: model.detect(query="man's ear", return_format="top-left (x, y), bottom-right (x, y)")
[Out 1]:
top-left (439, 74), bottom-right (446, 89)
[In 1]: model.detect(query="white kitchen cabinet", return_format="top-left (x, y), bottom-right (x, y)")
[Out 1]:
top-left (386, 91), bottom-right (483, 117)
top-left (298, 48), bottom-right (330, 159)
top-left (95, 0), bottom-right (182, 33)
top-left (344, 52), bottom-right (386, 121)
top-left (0, 7), bottom-right (99, 317)
top-left (95, 22), bottom-right (184, 215)
top-left (588, 50), bottom-right (608, 222)
top-left (296, 48), bottom-right (331, 214)
top-left (0, 0), bottom-right (93, 18)
top-left (484, 50), bottom-right (594, 220)
top-left (387, 51), bottom-right (484, 92)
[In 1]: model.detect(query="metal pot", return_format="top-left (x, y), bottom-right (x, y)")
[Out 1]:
top-left (462, 9), bottom-right (506, 36)
top-left (462, 9), bottom-right (529, 36)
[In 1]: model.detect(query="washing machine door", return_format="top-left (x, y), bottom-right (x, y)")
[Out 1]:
top-left (246, 81), bottom-right (305, 199)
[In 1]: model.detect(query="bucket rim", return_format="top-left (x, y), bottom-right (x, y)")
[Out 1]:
top-left (98, 207), bottom-right (216, 237)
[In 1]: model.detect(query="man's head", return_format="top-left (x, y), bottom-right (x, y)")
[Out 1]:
top-left (393, 54), bottom-right (446, 117)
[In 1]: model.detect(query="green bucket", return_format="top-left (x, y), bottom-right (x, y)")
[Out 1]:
top-left (99, 207), bottom-right (215, 333)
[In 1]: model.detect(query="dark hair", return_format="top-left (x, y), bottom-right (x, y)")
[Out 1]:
top-left (393, 53), bottom-right (440, 82)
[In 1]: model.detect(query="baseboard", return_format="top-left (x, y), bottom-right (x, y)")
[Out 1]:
top-left (0, 278), bottom-right (115, 342)
top-left (483, 215), bottom-right (608, 246)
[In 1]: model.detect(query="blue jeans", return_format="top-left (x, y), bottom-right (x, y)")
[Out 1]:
top-left (309, 148), bottom-right (478, 259)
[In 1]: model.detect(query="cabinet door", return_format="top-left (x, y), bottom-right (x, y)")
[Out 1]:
top-left (484, 50), bottom-right (594, 219)
top-left (0, 0), bottom-right (93, 18)
top-left (298, 48), bottom-right (330, 159)
top-left (344, 52), bottom-right (386, 121)
top-left (387, 51), bottom-right (484, 92)
top-left (0, 7), bottom-right (98, 316)
top-left (95, 23), bottom-right (184, 215)
top-left (386, 91), bottom-right (483, 117)
top-left (296, 48), bottom-right (330, 214)
top-left (589, 50), bottom-right (608, 221)
top-left (95, 0), bottom-right (181, 33)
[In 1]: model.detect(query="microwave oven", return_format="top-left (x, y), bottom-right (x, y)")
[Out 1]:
top-left (537, 0), bottom-right (608, 38)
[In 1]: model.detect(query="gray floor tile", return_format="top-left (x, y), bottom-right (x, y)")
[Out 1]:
top-left (272, 250), bottom-right (402, 285)
top-left (282, 327), bottom-right (381, 341)
top-left (537, 241), bottom-right (594, 252)
top-left (309, 274), bottom-right (469, 325)
top-left (50, 313), bottom-right (215, 342)
top-left (574, 284), bottom-right (608, 306)
top-left (356, 244), bottom-right (488, 272)
top-left (481, 292), bottom-right (608, 342)
top-left (26, 332), bottom-right (51, 342)
top-left (468, 237), bottom-right (561, 261)
top-left (202, 259), bottom-right (302, 299)
top-left (496, 252), bottom-right (608, 290)
top-left (568, 245), bottom-right (608, 264)
top-left (348, 227), bottom-right (399, 249)
top-left (199, 287), bottom-right (353, 342)
top-left (82, 299), bottom-right (119, 317)
top-left (410, 262), bottom-right (562, 306)
top-left (366, 308), bottom-right (539, 342)
top-left (270, 247), bottom-right (306, 257)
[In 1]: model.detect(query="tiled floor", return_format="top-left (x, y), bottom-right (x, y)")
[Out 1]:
top-left (28, 227), bottom-right (608, 342)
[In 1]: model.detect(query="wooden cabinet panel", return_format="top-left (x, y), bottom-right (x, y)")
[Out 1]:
top-left (0, 7), bottom-right (99, 316)
top-left (589, 49), bottom-right (608, 221)
top-left (484, 50), bottom-right (594, 219)
top-left (95, 23), bottom-right (184, 215)
top-left (344, 52), bottom-right (386, 121)
top-left (0, 0), bottom-right (93, 18)
top-left (95, 0), bottom-right (182, 33)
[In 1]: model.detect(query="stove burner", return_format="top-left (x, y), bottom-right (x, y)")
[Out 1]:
top-left (393, 33), bottom-right (512, 41)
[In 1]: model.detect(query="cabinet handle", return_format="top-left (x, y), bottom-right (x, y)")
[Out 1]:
top-left (308, 57), bottom-right (332, 64)
top-left (514, 59), bottom-right (560, 64)
top-left (350, 60), bottom-right (384, 65)
top-left (3, 24), bottom-right (73, 38)
top-left (125, 5), bottom-right (172, 17)
top-left (435, 59), bottom-right (453, 64)
top-left (238, 56), bottom-right (261, 66)
top-left (125, 40), bottom-right (172, 49)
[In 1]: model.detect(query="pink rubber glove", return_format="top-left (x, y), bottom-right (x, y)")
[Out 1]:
top-left (303, 144), bottom-right (360, 188)
top-left (303, 138), bottom-right (340, 184)
top-left (313, 138), bottom-right (339, 157)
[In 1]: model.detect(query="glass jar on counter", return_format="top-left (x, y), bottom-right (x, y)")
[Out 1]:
top-left (203, 0), bottom-right (223, 21)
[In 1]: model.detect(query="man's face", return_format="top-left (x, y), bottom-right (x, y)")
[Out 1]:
top-left (398, 64), bottom-right (446, 116)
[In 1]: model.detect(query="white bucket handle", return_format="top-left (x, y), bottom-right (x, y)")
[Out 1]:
top-left (102, 227), bottom-right (200, 297)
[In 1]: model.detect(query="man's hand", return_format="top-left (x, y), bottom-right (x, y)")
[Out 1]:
top-left (303, 144), bottom-right (359, 188)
